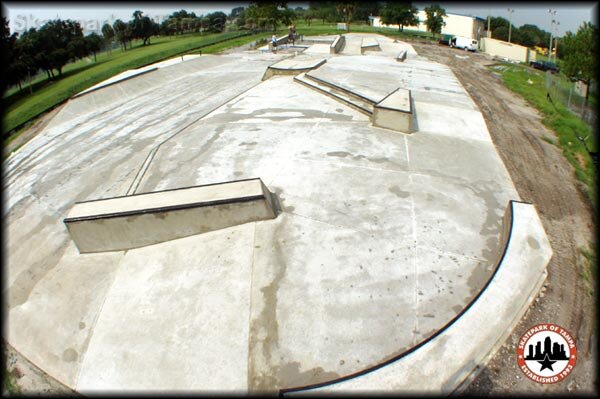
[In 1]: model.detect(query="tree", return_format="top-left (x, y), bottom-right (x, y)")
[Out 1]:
top-left (353, 1), bottom-right (381, 24)
top-left (489, 16), bottom-right (509, 33)
top-left (85, 33), bottom-right (103, 61)
top-left (234, 9), bottom-right (248, 29)
top-left (113, 19), bottom-right (132, 50)
top-left (492, 25), bottom-right (509, 42)
top-left (424, 4), bottom-right (447, 39)
top-left (230, 6), bottom-right (245, 19)
top-left (101, 23), bottom-right (114, 54)
top-left (2, 16), bottom-right (18, 94)
top-left (37, 19), bottom-right (86, 77)
top-left (336, 2), bottom-right (356, 32)
top-left (206, 11), bottom-right (228, 33)
top-left (309, 2), bottom-right (338, 24)
top-left (518, 24), bottom-right (549, 47)
top-left (559, 22), bottom-right (598, 102)
top-left (246, 2), bottom-right (291, 32)
top-left (131, 10), bottom-right (159, 45)
top-left (304, 9), bottom-right (315, 26)
top-left (380, 2), bottom-right (419, 32)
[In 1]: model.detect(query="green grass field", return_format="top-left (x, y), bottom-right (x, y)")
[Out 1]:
top-left (2, 21), bottom-right (436, 143)
top-left (496, 63), bottom-right (597, 209)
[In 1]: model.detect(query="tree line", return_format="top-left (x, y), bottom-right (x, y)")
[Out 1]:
top-left (3, 2), bottom-right (596, 98)
top-left (1, 9), bottom-right (228, 96)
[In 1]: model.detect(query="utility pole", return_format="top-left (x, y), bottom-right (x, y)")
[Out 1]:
top-left (554, 21), bottom-right (560, 62)
top-left (548, 9), bottom-right (556, 59)
top-left (507, 8), bottom-right (514, 43)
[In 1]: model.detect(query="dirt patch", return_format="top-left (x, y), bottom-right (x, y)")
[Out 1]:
top-left (3, 342), bottom-right (79, 396)
top-left (409, 40), bottom-right (596, 395)
top-left (576, 152), bottom-right (588, 169)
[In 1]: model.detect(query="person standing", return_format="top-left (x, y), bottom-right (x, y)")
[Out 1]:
top-left (271, 34), bottom-right (278, 52)
top-left (288, 26), bottom-right (295, 46)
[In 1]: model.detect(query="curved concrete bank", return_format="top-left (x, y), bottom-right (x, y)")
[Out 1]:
top-left (282, 200), bottom-right (551, 395)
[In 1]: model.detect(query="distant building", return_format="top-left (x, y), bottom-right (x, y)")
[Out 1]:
top-left (369, 11), bottom-right (486, 40)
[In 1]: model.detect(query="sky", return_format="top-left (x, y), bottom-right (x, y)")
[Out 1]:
top-left (2, 1), bottom-right (597, 37)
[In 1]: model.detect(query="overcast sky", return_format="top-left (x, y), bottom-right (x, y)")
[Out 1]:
top-left (2, 1), bottom-right (597, 36)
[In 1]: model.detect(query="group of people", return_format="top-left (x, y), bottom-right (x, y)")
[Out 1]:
top-left (271, 25), bottom-right (297, 53)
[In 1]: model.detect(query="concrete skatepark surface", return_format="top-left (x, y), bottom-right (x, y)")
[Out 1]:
top-left (3, 33), bottom-right (552, 393)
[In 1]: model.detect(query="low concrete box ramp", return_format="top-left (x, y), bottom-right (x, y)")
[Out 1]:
top-left (330, 35), bottom-right (346, 54)
top-left (64, 178), bottom-right (278, 253)
top-left (361, 37), bottom-right (381, 54)
top-left (373, 88), bottom-right (416, 133)
top-left (263, 56), bottom-right (327, 79)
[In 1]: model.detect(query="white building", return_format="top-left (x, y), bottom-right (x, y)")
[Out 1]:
top-left (370, 11), bottom-right (486, 40)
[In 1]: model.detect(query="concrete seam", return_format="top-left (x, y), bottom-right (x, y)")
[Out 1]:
top-left (246, 221), bottom-right (258, 389)
top-left (404, 135), bottom-right (410, 165)
top-left (409, 173), bottom-right (419, 346)
top-left (73, 253), bottom-right (125, 389)
top-left (126, 77), bottom-right (267, 196)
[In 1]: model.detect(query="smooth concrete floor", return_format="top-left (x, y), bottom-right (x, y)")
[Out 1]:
top-left (4, 34), bottom-right (521, 392)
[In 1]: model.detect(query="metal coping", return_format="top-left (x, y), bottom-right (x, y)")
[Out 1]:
top-left (64, 195), bottom-right (266, 223)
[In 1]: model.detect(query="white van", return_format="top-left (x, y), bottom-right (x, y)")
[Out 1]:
top-left (449, 36), bottom-right (478, 52)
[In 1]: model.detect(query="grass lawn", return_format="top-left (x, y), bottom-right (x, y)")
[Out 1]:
top-left (2, 21), bottom-right (436, 144)
top-left (496, 63), bottom-right (597, 209)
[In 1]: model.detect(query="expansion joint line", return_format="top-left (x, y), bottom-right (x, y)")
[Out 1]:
top-left (125, 77), bottom-right (268, 196)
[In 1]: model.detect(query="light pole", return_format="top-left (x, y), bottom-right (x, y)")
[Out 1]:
top-left (507, 8), bottom-right (514, 43)
top-left (548, 9), bottom-right (556, 59)
top-left (553, 21), bottom-right (560, 62)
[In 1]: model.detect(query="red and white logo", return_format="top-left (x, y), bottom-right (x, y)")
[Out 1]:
top-left (517, 323), bottom-right (577, 384)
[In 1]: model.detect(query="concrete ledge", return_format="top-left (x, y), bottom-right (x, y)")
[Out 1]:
top-left (304, 73), bottom-right (379, 105)
top-left (396, 50), bottom-right (407, 62)
top-left (262, 58), bottom-right (327, 80)
top-left (330, 35), bottom-right (346, 54)
top-left (294, 73), bottom-right (373, 116)
top-left (268, 34), bottom-right (291, 51)
top-left (64, 178), bottom-right (278, 253)
top-left (280, 200), bottom-right (552, 395)
top-left (361, 37), bottom-right (381, 54)
top-left (373, 88), bottom-right (415, 133)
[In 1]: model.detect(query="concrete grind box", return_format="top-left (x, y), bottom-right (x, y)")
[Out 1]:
top-left (373, 88), bottom-right (415, 133)
top-left (64, 178), bottom-right (278, 253)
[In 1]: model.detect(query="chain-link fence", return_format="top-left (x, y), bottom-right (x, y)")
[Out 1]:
top-left (545, 71), bottom-right (597, 130)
